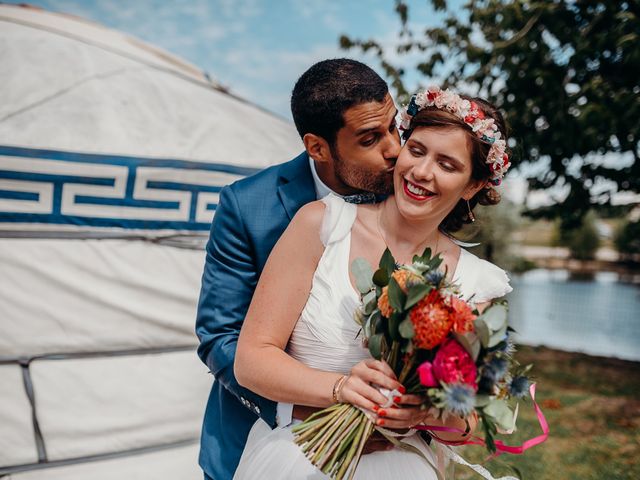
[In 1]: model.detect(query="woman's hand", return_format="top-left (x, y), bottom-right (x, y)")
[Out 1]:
top-left (337, 359), bottom-right (427, 430)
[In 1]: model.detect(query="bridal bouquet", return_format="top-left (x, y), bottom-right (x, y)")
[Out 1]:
top-left (292, 248), bottom-right (532, 480)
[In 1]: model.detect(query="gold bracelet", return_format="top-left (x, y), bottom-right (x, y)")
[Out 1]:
top-left (332, 374), bottom-right (347, 404)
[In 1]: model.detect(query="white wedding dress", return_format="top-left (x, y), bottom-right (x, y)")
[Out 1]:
top-left (234, 194), bottom-right (512, 480)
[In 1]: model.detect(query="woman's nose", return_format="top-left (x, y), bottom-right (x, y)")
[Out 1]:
top-left (411, 156), bottom-right (435, 181)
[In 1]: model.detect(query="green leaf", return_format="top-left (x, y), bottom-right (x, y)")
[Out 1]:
top-left (474, 394), bottom-right (491, 408)
top-left (480, 304), bottom-right (508, 331)
top-left (453, 332), bottom-right (481, 360)
top-left (362, 290), bottom-right (377, 315)
top-left (388, 314), bottom-right (402, 341)
top-left (488, 324), bottom-right (508, 348)
top-left (474, 317), bottom-right (490, 348)
top-left (372, 268), bottom-right (389, 287)
top-left (404, 283), bottom-right (431, 309)
top-left (387, 277), bottom-right (406, 312)
top-left (484, 399), bottom-right (515, 432)
top-left (428, 255), bottom-right (443, 271)
top-left (351, 258), bottom-right (374, 294)
top-left (379, 248), bottom-right (396, 276)
top-left (398, 318), bottom-right (415, 339)
top-left (368, 333), bottom-right (385, 360)
top-left (419, 246), bottom-right (432, 261)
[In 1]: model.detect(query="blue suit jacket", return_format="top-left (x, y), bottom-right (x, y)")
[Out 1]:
top-left (196, 152), bottom-right (316, 480)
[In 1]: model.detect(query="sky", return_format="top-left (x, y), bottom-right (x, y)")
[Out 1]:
top-left (5, 0), bottom-right (636, 208)
top-left (14, 0), bottom-right (453, 120)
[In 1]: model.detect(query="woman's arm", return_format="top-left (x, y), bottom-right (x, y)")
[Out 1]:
top-left (235, 201), bottom-right (405, 412)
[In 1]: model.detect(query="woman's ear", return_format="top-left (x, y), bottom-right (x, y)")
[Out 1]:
top-left (303, 133), bottom-right (332, 164)
top-left (463, 179), bottom-right (488, 201)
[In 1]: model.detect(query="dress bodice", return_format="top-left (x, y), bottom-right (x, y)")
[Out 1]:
top-left (286, 194), bottom-right (512, 372)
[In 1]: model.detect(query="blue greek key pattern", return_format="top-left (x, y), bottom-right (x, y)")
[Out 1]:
top-left (0, 146), bottom-right (259, 230)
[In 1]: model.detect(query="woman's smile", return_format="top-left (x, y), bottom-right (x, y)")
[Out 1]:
top-left (403, 178), bottom-right (437, 201)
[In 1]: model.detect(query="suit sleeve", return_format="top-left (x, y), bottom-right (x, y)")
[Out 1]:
top-left (195, 184), bottom-right (277, 427)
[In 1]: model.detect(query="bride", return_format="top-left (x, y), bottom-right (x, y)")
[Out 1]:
top-left (233, 87), bottom-right (512, 479)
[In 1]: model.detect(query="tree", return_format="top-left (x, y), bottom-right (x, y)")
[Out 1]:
top-left (341, 0), bottom-right (640, 233)
top-left (615, 218), bottom-right (640, 260)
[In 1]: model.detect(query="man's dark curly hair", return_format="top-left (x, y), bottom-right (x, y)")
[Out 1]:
top-left (291, 59), bottom-right (388, 146)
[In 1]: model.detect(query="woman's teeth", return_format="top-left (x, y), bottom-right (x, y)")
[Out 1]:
top-left (407, 181), bottom-right (430, 196)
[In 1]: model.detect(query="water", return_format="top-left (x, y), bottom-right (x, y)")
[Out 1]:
top-left (507, 269), bottom-right (640, 361)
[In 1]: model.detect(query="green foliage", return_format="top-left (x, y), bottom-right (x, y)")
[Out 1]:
top-left (554, 210), bottom-right (601, 259)
top-left (341, 0), bottom-right (640, 229)
top-left (615, 218), bottom-right (640, 257)
top-left (351, 258), bottom-right (374, 294)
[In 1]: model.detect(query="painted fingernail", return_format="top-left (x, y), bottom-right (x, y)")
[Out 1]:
top-left (372, 405), bottom-right (379, 412)
top-left (393, 396), bottom-right (402, 403)
top-left (378, 409), bottom-right (387, 417)
top-left (398, 386), bottom-right (406, 394)
top-left (377, 419), bottom-right (385, 426)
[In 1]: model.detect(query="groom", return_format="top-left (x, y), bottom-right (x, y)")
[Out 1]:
top-left (196, 58), bottom-right (400, 480)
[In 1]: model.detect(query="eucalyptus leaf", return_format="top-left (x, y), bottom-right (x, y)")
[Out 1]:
top-left (351, 258), bottom-right (374, 294)
top-left (368, 333), bottom-right (384, 360)
top-left (484, 399), bottom-right (516, 432)
top-left (474, 394), bottom-right (491, 408)
top-left (453, 332), bottom-right (481, 360)
top-left (488, 324), bottom-right (508, 348)
top-left (379, 248), bottom-right (397, 276)
top-left (387, 277), bottom-right (406, 312)
top-left (404, 283), bottom-right (431, 309)
top-left (373, 268), bottom-right (390, 287)
top-left (480, 304), bottom-right (508, 331)
top-left (474, 317), bottom-right (491, 348)
top-left (364, 310), bottom-right (381, 338)
top-left (362, 289), bottom-right (377, 315)
top-left (398, 318), bottom-right (415, 339)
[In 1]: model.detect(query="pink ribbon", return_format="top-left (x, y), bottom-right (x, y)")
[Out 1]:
top-left (416, 384), bottom-right (549, 455)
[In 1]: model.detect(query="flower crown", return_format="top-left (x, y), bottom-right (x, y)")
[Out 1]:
top-left (399, 87), bottom-right (510, 185)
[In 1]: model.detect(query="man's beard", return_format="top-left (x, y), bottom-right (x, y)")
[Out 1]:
top-left (330, 144), bottom-right (394, 196)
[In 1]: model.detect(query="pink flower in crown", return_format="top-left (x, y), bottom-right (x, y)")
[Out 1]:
top-left (431, 338), bottom-right (478, 391)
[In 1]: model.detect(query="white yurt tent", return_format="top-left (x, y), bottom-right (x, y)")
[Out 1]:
top-left (0, 4), bottom-right (301, 479)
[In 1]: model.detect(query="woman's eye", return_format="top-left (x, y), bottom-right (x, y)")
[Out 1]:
top-left (409, 147), bottom-right (423, 156)
top-left (439, 161), bottom-right (456, 171)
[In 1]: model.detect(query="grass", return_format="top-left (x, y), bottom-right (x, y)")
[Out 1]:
top-left (453, 346), bottom-right (640, 480)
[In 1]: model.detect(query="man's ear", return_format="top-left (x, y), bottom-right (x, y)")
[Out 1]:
top-left (463, 179), bottom-right (488, 201)
top-left (303, 133), bottom-right (332, 164)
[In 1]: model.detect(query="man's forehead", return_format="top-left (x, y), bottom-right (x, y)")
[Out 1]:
top-left (342, 94), bottom-right (397, 132)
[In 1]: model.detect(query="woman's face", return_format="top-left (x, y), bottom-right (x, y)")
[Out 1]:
top-left (393, 126), bottom-right (485, 223)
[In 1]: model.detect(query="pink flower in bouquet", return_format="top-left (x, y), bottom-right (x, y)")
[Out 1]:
top-left (417, 361), bottom-right (438, 387)
top-left (448, 295), bottom-right (476, 334)
top-left (432, 338), bottom-right (477, 390)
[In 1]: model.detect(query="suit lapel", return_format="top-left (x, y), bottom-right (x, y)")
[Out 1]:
top-left (277, 152), bottom-right (316, 220)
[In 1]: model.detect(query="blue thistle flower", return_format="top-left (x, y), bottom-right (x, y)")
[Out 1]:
top-left (425, 270), bottom-right (444, 285)
top-left (443, 383), bottom-right (476, 417)
top-left (483, 357), bottom-right (508, 382)
top-left (508, 376), bottom-right (530, 398)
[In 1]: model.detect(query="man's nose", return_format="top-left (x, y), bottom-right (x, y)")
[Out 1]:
top-left (383, 130), bottom-right (401, 160)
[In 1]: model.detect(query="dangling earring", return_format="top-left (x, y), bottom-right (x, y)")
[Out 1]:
top-left (466, 200), bottom-right (475, 222)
